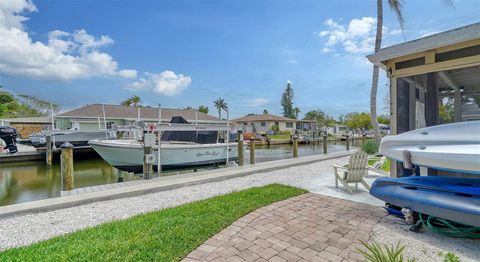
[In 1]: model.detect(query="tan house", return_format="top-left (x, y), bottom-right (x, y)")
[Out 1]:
top-left (367, 22), bottom-right (480, 177)
top-left (55, 104), bottom-right (223, 131)
top-left (0, 117), bottom-right (52, 138)
top-left (232, 114), bottom-right (317, 134)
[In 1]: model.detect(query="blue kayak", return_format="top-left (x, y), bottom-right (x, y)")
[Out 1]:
top-left (370, 176), bottom-right (480, 227)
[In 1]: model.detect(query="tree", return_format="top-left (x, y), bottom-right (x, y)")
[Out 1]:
top-left (345, 112), bottom-right (372, 131)
top-left (377, 114), bottom-right (390, 125)
top-left (303, 109), bottom-right (336, 128)
top-left (213, 98), bottom-right (228, 119)
top-left (281, 81), bottom-right (295, 118)
top-left (370, 0), bottom-right (404, 144)
top-left (294, 107), bottom-right (300, 119)
top-left (17, 95), bottom-right (60, 116)
top-left (121, 95), bottom-right (142, 107)
top-left (198, 105), bottom-right (209, 114)
top-left (0, 87), bottom-right (19, 118)
top-left (263, 109), bottom-right (269, 115)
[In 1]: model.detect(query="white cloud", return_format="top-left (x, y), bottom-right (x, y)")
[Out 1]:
top-left (0, 0), bottom-right (136, 81)
top-left (126, 71), bottom-right (191, 96)
top-left (389, 29), bottom-right (403, 36)
top-left (118, 69), bottom-right (137, 78)
top-left (247, 98), bottom-right (269, 107)
top-left (318, 17), bottom-right (377, 54)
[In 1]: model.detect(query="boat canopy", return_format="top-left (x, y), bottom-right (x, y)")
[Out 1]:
top-left (161, 116), bottom-right (218, 144)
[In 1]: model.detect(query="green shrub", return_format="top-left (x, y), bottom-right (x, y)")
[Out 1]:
top-left (357, 241), bottom-right (415, 262)
top-left (362, 140), bottom-right (378, 154)
top-left (279, 130), bottom-right (291, 136)
top-left (439, 252), bottom-right (461, 262)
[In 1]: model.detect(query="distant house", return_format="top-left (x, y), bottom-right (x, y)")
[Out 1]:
top-left (232, 114), bottom-right (317, 134)
top-left (54, 104), bottom-right (223, 131)
top-left (0, 117), bottom-right (52, 138)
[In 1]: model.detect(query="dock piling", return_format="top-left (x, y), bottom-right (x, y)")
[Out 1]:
top-left (117, 169), bottom-right (124, 182)
top-left (346, 134), bottom-right (350, 151)
top-left (292, 135), bottom-right (298, 158)
top-left (249, 138), bottom-right (255, 165)
top-left (237, 131), bottom-right (244, 166)
top-left (60, 142), bottom-right (74, 191)
top-left (323, 132), bottom-right (328, 154)
top-left (46, 135), bottom-right (52, 166)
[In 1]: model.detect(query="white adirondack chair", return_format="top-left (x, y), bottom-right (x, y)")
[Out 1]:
top-left (332, 152), bottom-right (371, 194)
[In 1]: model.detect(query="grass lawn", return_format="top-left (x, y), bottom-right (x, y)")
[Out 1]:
top-left (368, 158), bottom-right (391, 173)
top-left (268, 134), bottom-right (291, 140)
top-left (0, 184), bottom-right (306, 262)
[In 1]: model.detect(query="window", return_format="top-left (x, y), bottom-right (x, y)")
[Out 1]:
top-left (261, 122), bottom-right (266, 127)
top-left (106, 121), bottom-right (115, 129)
top-left (274, 122), bottom-right (279, 127)
top-left (243, 122), bottom-right (247, 126)
top-left (286, 122), bottom-right (293, 128)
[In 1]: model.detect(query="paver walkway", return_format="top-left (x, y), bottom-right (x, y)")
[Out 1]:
top-left (183, 193), bottom-right (386, 262)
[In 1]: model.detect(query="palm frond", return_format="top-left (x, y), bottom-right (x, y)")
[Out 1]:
top-left (388, 0), bottom-right (405, 30)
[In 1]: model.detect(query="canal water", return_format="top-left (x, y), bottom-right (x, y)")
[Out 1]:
top-left (0, 141), bottom-right (361, 206)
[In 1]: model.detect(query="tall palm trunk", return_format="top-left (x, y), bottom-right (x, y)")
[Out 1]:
top-left (370, 0), bottom-right (383, 144)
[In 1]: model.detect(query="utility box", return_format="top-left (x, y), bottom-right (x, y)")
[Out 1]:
top-left (145, 153), bottom-right (155, 164)
top-left (144, 133), bottom-right (156, 147)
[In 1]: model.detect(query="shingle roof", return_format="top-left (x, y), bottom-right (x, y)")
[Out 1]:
top-left (232, 114), bottom-right (312, 122)
top-left (57, 104), bottom-right (222, 122)
top-left (0, 116), bottom-right (52, 123)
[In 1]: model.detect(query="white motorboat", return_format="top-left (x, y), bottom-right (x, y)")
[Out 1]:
top-left (89, 139), bottom-right (239, 173)
top-left (379, 121), bottom-right (480, 174)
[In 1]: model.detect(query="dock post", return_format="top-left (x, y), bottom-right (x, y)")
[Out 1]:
top-left (249, 138), bottom-right (255, 165)
top-left (237, 131), bottom-right (244, 166)
top-left (346, 134), bottom-right (350, 151)
top-left (266, 138), bottom-right (271, 148)
top-left (362, 132), bottom-right (366, 145)
top-left (323, 132), bottom-right (328, 154)
top-left (60, 142), bottom-right (74, 191)
top-left (312, 132), bottom-right (315, 144)
top-left (143, 146), bottom-right (153, 179)
top-left (117, 169), bottom-right (124, 182)
top-left (46, 135), bottom-right (52, 166)
top-left (292, 135), bottom-right (298, 158)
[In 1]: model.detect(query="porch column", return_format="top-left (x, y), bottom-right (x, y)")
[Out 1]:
top-left (425, 72), bottom-right (438, 176)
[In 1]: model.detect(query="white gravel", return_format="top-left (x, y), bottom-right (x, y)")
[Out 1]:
top-left (371, 216), bottom-right (480, 262)
top-left (1, 155), bottom-right (478, 262)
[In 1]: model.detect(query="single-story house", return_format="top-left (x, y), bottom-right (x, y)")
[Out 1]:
top-left (0, 117), bottom-right (52, 138)
top-left (367, 22), bottom-right (480, 177)
top-left (54, 104), bottom-right (223, 131)
top-left (232, 114), bottom-right (317, 134)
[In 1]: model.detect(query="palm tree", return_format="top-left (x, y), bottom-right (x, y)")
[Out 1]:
top-left (213, 98), bottom-right (228, 119)
top-left (263, 109), bottom-right (269, 115)
top-left (294, 107), bottom-right (300, 119)
top-left (370, 0), bottom-right (404, 144)
top-left (121, 95), bottom-right (142, 107)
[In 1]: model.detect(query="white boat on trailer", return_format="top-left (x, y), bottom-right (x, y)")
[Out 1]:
top-left (89, 139), bottom-right (238, 173)
top-left (379, 121), bottom-right (480, 174)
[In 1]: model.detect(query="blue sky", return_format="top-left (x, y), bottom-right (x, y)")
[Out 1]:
top-left (1, 0), bottom-right (479, 119)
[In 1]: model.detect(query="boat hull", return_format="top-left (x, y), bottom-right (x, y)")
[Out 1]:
top-left (379, 121), bottom-right (480, 174)
top-left (89, 140), bottom-right (239, 173)
top-left (30, 131), bottom-right (116, 147)
top-left (370, 176), bottom-right (480, 227)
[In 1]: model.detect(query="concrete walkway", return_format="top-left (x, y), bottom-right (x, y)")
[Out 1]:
top-left (183, 193), bottom-right (386, 262)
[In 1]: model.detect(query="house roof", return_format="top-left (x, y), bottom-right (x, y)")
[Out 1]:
top-left (231, 114), bottom-right (314, 123)
top-left (366, 22), bottom-right (480, 69)
top-left (57, 104), bottom-right (222, 122)
top-left (0, 116), bottom-right (52, 124)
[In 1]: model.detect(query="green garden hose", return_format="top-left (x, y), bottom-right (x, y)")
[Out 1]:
top-left (419, 213), bottom-right (480, 238)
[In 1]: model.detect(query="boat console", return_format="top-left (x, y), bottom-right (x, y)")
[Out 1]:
top-left (0, 126), bottom-right (18, 154)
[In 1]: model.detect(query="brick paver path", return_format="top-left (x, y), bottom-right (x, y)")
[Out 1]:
top-left (183, 193), bottom-right (386, 262)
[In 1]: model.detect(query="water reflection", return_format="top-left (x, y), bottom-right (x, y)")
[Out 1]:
top-left (0, 159), bottom-right (140, 206)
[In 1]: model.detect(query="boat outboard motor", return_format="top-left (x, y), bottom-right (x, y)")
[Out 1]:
top-left (0, 126), bottom-right (18, 154)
